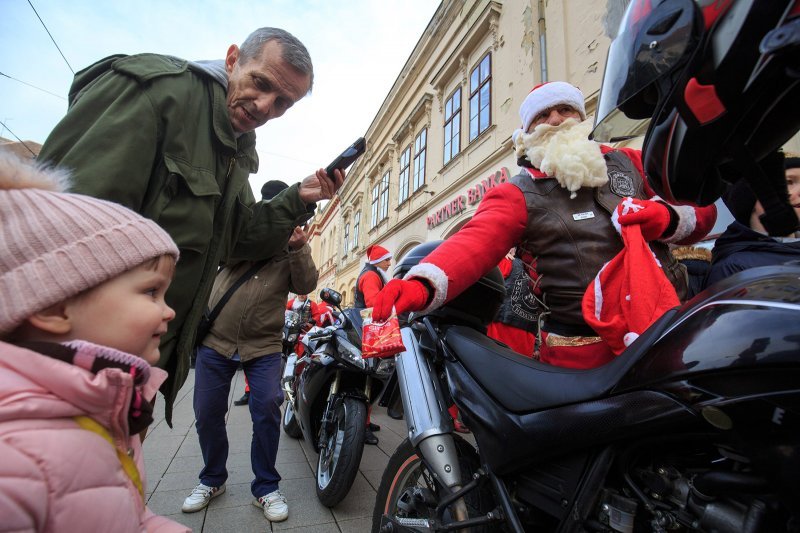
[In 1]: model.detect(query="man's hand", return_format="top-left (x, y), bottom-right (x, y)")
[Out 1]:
top-left (372, 279), bottom-right (430, 321)
top-left (298, 168), bottom-right (344, 204)
top-left (616, 197), bottom-right (673, 241)
top-left (287, 225), bottom-right (308, 250)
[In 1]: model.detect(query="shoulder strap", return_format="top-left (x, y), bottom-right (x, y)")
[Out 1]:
top-left (73, 416), bottom-right (144, 499)
top-left (206, 260), bottom-right (268, 323)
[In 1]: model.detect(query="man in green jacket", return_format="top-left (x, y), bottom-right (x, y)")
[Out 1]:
top-left (38, 27), bottom-right (343, 424)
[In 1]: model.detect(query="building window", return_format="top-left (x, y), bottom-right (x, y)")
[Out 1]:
top-left (444, 87), bottom-right (461, 164)
top-left (413, 128), bottom-right (427, 191)
top-left (469, 53), bottom-right (491, 141)
top-left (371, 181), bottom-right (379, 228)
top-left (352, 211), bottom-right (360, 249)
top-left (343, 222), bottom-right (350, 256)
top-left (398, 147), bottom-right (410, 204)
top-left (379, 170), bottom-right (390, 221)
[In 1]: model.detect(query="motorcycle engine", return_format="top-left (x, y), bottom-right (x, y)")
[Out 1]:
top-left (594, 443), bottom-right (797, 533)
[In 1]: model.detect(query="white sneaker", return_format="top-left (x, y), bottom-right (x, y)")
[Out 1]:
top-left (253, 489), bottom-right (289, 522)
top-left (181, 483), bottom-right (225, 513)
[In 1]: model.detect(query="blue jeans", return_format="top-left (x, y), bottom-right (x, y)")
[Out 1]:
top-left (194, 345), bottom-right (284, 497)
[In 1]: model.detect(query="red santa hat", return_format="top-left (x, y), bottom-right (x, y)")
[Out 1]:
top-left (519, 81), bottom-right (586, 133)
top-left (582, 223), bottom-right (679, 356)
top-left (366, 244), bottom-right (392, 264)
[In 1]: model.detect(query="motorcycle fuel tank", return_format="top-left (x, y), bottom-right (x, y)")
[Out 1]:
top-left (615, 265), bottom-right (800, 392)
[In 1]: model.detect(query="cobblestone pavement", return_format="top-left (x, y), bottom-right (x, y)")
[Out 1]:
top-left (143, 369), bottom-right (408, 532)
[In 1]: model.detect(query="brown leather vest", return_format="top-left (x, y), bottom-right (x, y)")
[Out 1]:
top-left (510, 151), bottom-right (687, 332)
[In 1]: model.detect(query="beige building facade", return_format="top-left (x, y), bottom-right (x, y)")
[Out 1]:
top-left (309, 0), bottom-right (618, 304)
top-left (306, 0), bottom-right (800, 305)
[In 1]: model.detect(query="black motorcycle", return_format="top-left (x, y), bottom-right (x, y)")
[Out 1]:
top-left (282, 288), bottom-right (394, 507)
top-left (372, 242), bottom-right (800, 532)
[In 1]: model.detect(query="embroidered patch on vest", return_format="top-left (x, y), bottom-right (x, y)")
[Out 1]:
top-left (511, 275), bottom-right (539, 322)
top-left (608, 171), bottom-right (636, 197)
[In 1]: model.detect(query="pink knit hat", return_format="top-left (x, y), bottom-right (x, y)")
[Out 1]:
top-left (0, 152), bottom-right (179, 335)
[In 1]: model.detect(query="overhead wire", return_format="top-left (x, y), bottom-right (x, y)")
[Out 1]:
top-left (0, 71), bottom-right (66, 100)
top-left (27, 0), bottom-right (74, 74)
top-left (0, 119), bottom-right (39, 157)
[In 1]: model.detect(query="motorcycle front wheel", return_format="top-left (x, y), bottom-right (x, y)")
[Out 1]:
top-left (282, 401), bottom-right (302, 439)
top-left (316, 396), bottom-right (367, 507)
top-left (371, 435), bottom-right (494, 532)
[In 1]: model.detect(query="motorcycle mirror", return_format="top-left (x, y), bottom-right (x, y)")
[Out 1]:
top-left (319, 288), bottom-right (342, 308)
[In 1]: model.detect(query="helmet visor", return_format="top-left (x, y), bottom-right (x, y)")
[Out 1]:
top-left (591, 0), bottom-right (700, 142)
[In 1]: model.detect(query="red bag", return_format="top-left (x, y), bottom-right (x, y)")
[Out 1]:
top-left (361, 308), bottom-right (405, 359)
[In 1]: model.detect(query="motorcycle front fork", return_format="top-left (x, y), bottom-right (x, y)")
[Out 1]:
top-left (282, 354), bottom-right (300, 402)
top-left (317, 371), bottom-right (373, 450)
top-left (396, 327), bottom-right (469, 522)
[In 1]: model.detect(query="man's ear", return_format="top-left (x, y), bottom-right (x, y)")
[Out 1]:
top-left (224, 44), bottom-right (239, 74)
top-left (26, 302), bottom-right (73, 336)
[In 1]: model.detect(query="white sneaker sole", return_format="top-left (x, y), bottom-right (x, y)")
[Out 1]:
top-left (181, 484), bottom-right (226, 513)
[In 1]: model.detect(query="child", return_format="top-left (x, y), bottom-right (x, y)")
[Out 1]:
top-left (0, 152), bottom-right (189, 532)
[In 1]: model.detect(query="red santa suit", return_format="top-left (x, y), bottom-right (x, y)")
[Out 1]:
top-left (404, 145), bottom-right (715, 369)
top-left (376, 82), bottom-right (717, 369)
top-left (354, 245), bottom-right (393, 309)
top-left (287, 297), bottom-right (318, 355)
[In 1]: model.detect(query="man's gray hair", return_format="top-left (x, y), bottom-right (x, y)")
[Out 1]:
top-left (239, 27), bottom-right (314, 92)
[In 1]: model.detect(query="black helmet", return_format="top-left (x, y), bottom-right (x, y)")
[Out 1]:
top-left (393, 241), bottom-right (506, 327)
top-left (592, 0), bottom-right (800, 235)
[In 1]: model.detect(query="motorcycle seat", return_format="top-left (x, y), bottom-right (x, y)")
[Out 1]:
top-left (443, 309), bottom-right (677, 413)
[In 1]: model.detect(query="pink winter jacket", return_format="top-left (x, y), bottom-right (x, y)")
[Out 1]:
top-left (0, 341), bottom-right (190, 533)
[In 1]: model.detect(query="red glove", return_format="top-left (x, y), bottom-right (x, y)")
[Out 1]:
top-left (616, 197), bottom-right (672, 241)
top-left (372, 278), bottom-right (431, 321)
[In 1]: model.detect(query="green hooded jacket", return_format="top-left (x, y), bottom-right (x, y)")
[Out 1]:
top-left (38, 54), bottom-right (314, 423)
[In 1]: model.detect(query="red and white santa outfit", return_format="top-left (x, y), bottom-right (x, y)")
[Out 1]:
top-left (385, 82), bottom-right (717, 369)
top-left (354, 245), bottom-right (392, 309)
top-left (286, 296), bottom-right (318, 356)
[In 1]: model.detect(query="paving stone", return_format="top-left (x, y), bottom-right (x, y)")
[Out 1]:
top-left (338, 517), bottom-right (372, 533)
top-left (275, 446), bottom-right (307, 465)
top-left (154, 470), bottom-right (204, 492)
top-left (278, 524), bottom-right (340, 533)
top-left (143, 435), bottom-right (187, 457)
top-left (360, 469), bottom-right (385, 492)
top-left (201, 502), bottom-right (267, 533)
top-left (160, 510), bottom-right (205, 531)
top-left (146, 486), bottom-right (197, 516)
top-left (271, 496), bottom-right (336, 531)
top-left (166, 454), bottom-right (205, 474)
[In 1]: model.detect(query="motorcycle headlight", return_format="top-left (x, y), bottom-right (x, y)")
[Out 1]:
top-left (288, 334), bottom-right (297, 342)
top-left (336, 337), bottom-right (365, 370)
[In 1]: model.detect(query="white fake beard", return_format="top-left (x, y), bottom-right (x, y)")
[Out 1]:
top-left (514, 118), bottom-right (608, 199)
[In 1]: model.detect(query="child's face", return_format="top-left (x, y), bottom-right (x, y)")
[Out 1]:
top-left (66, 259), bottom-right (175, 364)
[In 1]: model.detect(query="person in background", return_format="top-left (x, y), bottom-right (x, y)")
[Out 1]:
top-left (353, 244), bottom-right (394, 444)
top-left (314, 297), bottom-right (336, 327)
top-left (184, 179), bottom-right (318, 523)
top-left (37, 27), bottom-right (343, 424)
top-left (372, 81), bottom-right (716, 369)
top-left (705, 153), bottom-right (800, 289)
top-left (0, 153), bottom-right (187, 532)
top-left (354, 245), bottom-right (393, 309)
top-left (232, 182), bottom-right (298, 407)
top-left (671, 245), bottom-right (712, 299)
